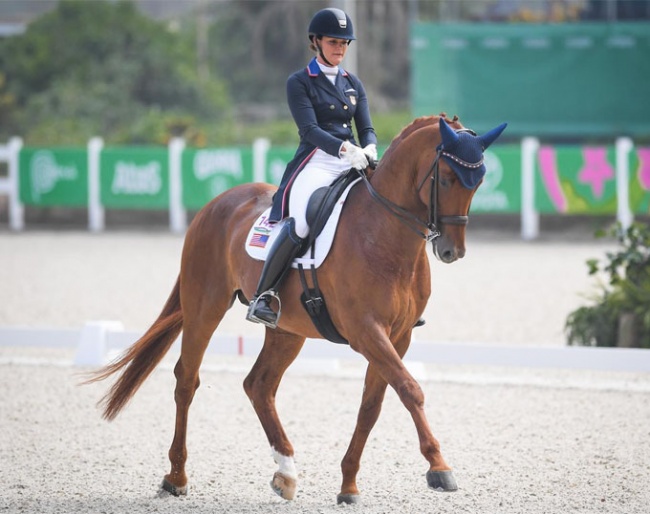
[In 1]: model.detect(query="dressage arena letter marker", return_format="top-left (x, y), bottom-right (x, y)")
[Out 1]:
top-left (74, 320), bottom-right (124, 366)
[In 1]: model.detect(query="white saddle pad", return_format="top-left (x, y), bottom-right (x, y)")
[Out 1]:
top-left (245, 178), bottom-right (360, 269)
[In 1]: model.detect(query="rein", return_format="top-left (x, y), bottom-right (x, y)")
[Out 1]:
top-left (358, 146), bottom-right (469, 243)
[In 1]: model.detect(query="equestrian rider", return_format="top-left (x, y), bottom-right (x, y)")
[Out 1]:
top-left (246, 7), bottom-right (377, 327)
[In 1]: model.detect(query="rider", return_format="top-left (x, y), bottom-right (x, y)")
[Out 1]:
top-left (246, 7), bottom-right (377, 327)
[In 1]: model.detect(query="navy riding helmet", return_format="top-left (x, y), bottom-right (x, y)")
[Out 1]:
top-left (308, 8), bottom-right (355, 41)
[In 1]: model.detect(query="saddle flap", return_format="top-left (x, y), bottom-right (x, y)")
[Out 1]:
top-left (305, 168), bottom-right (360, 244)
top-left (245, 175), bottom-right (361, 270)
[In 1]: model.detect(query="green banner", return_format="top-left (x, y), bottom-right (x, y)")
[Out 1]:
top-left (100, 147), bottom-right (168, 209)
top-left (471, 145), bottom-right (521, 213)
top-left (15, 143), bottom-right (649, 218)
top-left (411, 22), bottom-right (650, 137)
top-left (265, 147), bottom-right (295, 185)
top-left (181, 147), bottom-right (253, 209)
top-left (19, 147), bottom-right (88, 206)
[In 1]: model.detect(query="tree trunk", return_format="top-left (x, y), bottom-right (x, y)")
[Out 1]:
top-left (617, 312), bottom-right (639, 348)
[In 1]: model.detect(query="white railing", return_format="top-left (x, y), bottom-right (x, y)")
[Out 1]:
top-left (0, 137), bottom-right (640, 239)
top-left (0, 137), bottom-right (24, 231)
top-left (1, 322), bottom-right (649, 374)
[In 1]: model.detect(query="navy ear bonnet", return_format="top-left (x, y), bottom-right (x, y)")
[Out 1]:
top-left (438, 117), bottom-right (507, 189)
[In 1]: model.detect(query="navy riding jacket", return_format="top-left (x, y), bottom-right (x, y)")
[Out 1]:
top-left (269, 57), bottom-right (377, 222)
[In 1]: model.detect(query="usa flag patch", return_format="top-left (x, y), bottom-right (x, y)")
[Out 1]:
top-left (249, 233), bottom-right (269, 248)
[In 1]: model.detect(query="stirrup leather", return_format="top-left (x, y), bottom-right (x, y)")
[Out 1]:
top-left (246, 290), bottom-right (282, 329)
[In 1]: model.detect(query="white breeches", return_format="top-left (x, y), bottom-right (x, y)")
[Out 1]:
top-left (288, 149), bottom-right (350, 238)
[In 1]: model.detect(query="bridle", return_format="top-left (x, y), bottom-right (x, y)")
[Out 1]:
top-left (358, 128), bottom-right (477, 243)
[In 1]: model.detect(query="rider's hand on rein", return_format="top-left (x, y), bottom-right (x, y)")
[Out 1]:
top-left (340, 141), bottom-right (369, 170)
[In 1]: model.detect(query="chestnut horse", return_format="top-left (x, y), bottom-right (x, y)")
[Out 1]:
top-left (87, 114), bottom-right (506, 504)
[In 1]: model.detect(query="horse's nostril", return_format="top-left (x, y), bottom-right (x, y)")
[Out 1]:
top-left (442, 250), bottom-right (455, 262)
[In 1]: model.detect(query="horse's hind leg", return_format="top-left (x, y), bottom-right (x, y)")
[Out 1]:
top-left (243, 329), bottom-right (305, 500)
top-left (160, 293), bottom-right (234, 496)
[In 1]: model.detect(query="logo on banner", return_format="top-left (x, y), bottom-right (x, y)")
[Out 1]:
top-left (30, 151), bottom-right (78, 202)
top-left (112, 161), bottom-right (162, 195)
top-left (471, 151), bottom-right (509, 211)
top-left (193, 149), bottom-right (243, 197)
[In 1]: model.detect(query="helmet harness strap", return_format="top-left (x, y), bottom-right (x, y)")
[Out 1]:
top-left (313, 36), bottom-right (334, 67)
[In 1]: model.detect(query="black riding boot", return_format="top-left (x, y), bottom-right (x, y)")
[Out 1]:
top-left (246, 218), bottom-right (305, 328)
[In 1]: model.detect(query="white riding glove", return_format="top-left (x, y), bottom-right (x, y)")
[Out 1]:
top-left (362, 144), bottom-right (378, 162)
top-left (339, 141), bottom-right (369, 170)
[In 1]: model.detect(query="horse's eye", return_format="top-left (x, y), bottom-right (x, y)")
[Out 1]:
top-left (439, 176), bottom-right (453, 188)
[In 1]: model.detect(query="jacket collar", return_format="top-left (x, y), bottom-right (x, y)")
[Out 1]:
top-left (306, 57), bottom-right (348, 78)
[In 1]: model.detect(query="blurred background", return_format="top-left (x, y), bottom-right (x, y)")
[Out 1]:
top-left (0, 1), bottom-right (648, 235)
top-left (0, 1), bottom-right (648, 347)
top-left (1, 0), bottom-right (649, 147)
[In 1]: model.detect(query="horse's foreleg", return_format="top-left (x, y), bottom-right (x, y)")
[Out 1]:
top-left (352, 331), bottom-right (457, 496)
top-left (338, 364), bottom-right (389, 504)
top-left (243, 329), bottom-right (305, 500)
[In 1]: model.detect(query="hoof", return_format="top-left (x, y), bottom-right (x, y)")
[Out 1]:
top-left (270, 471), bottom-right (297, 500)
top-left (426, 470), bottom-right (458, 492)
top-left (337, 493), bottom-right (361, 505)
top-left (159, 477), bottom-right (188, 497)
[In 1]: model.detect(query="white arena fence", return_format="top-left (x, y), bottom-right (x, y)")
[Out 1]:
top-left (1, 322), bottom-right (649, 377)
top-left (0, 136), bottom-right (645, 239)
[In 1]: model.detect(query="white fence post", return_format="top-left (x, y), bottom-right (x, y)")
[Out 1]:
top-left (615, 137), bottom-right (634, 231)
top-left (252, 138), bottom-right (271, 184)
top-left (88, 137), bottom-right (104, 232)
top-left (168, 137), bottom-right (187, 233)
top-left (521, 137), bottom-right (540, 241)
top-left (1, 137), bottom-right (25, 231)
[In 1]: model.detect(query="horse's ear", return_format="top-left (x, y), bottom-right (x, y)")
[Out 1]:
top-left (439, 117), bottom-right (459, 148)
top-left (479, 122), bottom-right (507, 150)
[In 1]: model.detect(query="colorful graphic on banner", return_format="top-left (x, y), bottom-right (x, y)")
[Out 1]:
top-left (19, 148), bottom-right (88, 206)
top-left (536, 146), bottom-right (617, 213)
top-left (100, 147), bottom-right (169, 209)
top-left (181, 147), bottom-right (253, 209)
top-left (630, 147), bottom-right (650, 214)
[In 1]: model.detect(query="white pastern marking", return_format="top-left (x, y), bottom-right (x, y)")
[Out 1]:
top-left (271, 447), bottom-right (297, 479)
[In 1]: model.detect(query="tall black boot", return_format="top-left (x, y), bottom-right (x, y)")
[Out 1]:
top-left (246, 218), bottom-right (305, 328)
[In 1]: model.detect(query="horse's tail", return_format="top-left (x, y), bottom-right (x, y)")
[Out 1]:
top-left (84, 276), bottom-right (183, 421)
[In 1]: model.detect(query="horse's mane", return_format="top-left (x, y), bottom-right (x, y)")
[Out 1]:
top-left (383, 112), bottom-right (463, 159)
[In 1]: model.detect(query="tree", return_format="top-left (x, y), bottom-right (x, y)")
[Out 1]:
top-left (207, 0), bottom-right (315, 110)
top-left (0, 0), bottom-right (229, 144)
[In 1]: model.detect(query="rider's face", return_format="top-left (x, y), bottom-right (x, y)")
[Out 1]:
top-left (317, 37), bottom-right (349, 66)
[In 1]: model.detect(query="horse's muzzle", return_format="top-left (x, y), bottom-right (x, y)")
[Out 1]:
top-left (432, 240), bottom-right (466, 263)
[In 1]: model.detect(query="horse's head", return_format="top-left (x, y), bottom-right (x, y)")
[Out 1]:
top-left (367, 114), bottom-right (506, 263)
top-left (417, 116), bottom-right (507, 263)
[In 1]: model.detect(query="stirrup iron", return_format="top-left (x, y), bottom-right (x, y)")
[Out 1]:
top-left (246, 291), bottom-right (282, 329)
